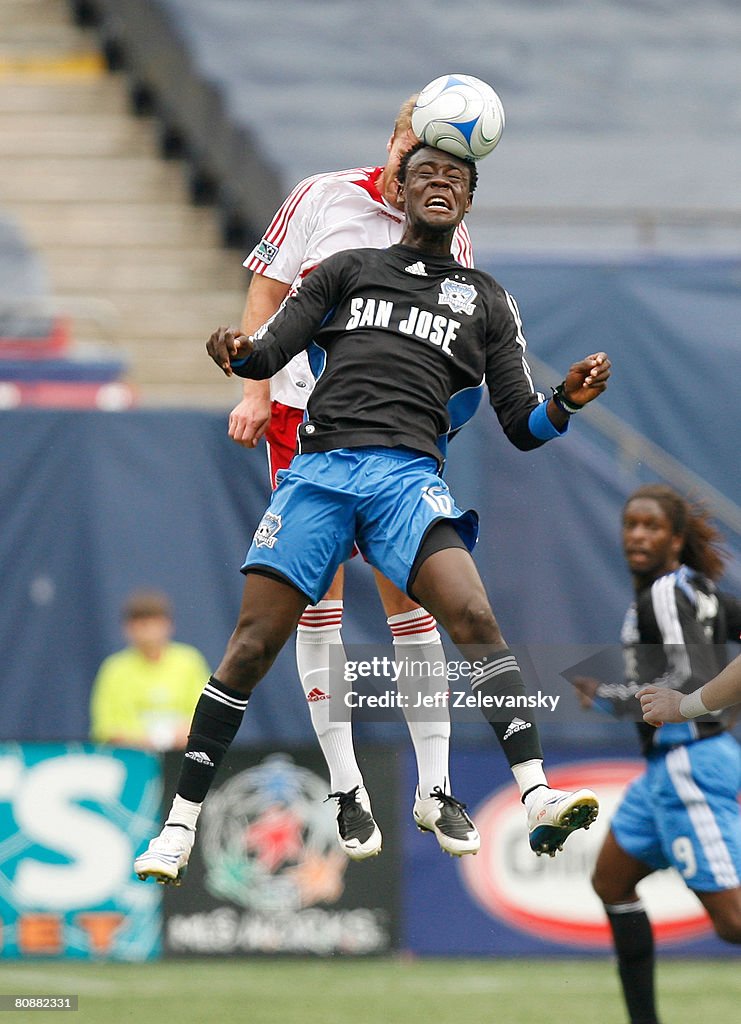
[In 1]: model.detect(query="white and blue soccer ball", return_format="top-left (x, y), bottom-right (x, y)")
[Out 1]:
top-left (412, 74), bottom-right (505, 161)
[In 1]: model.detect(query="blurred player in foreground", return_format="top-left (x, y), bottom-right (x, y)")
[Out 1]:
top-left (639, 652), bottom-right (741, 722)
top-left (231, 93), bottom-right (478, 859)
top-left (135, 142), bottom-right (606, 886)
top-left (90, 590), bottom-right (208, 750)
top-left (574, 484), bottom-right (741, 1024)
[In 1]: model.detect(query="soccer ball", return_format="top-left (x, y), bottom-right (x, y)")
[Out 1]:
top-left (411, 74), bottom-right (505, 161)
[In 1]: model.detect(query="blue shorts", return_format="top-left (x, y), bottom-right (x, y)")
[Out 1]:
top-left (242, 447), bottom-right (479, 604)
top-left (611, 733), bottom-right (741, 893)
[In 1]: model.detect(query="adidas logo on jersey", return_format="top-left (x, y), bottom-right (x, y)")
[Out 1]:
top-left (185, 750), bottom-right (215, 766)
top-left (502, 717), bottom-right (532, 741)
top-left (404, 261), bottom-right (427, 276)
top-left (307, 687), bottom-right (330, 702)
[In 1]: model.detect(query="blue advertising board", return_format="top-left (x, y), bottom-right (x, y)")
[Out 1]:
top-left (0, 743), bottom-right (161, 960)
top-left (403, 744), bottom-right (734, 957)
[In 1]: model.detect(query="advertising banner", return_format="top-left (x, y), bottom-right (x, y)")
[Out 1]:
top-left (404, 745), bottom-right (732, 956)
top-left (0, 743), bottom-right (161, 960)
top-left (162, 746), bottom-right (401, 956)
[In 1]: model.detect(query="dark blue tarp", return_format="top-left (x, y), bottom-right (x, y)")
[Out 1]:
top-left (1, 259), bottom-right (739, 745)
top-left (482, 256), bottom-right (741, 507)
top-left (1, 405), bottom-right (736, 746)
top-left (0, 410), bottom-right (304, 744)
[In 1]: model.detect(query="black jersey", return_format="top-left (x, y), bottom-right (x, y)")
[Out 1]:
top-left (594, 565), bottom-right (741, 756)
top-left (233, 244), bottom-right (549, 466)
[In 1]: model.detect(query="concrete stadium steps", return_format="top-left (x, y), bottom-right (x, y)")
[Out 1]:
top-left (0, 0), bottom-right (250, 408)
top-left (60, 320), bottom-right (246, 408)
top-left (44, 248), bottom-right (246, 292)
top-left (97, 292), bottom-right (247, 341)
top-left (11, 203), bottom-right (226, 248)
top-left (98, 339), bottom-right (245, 409)
top-left (1, 0), bottom-right (80, 37)
top-left (0, 115), bottom-right (154, 157)
top-left (0, 79), bottom-right (128, 115)
top-left (1, 157), bottom-right (194, 204)
top-left (68, 291), bottom-right (247, 408)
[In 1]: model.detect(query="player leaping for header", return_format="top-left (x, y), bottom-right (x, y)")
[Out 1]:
top-left (232, 93), bottom-right (478, 861)
top-left (135, 142), bottom-right (607, 885)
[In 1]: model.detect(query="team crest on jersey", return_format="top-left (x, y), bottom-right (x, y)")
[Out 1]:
top-left (255, 238), bottom-right (279, 264)
top-left (438, 277), bottom-right (477, 316)
top-left (253, 511), bottom-right (282, 548)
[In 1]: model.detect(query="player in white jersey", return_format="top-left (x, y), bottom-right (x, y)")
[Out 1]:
top-left (243, 166), bottom-right (472, 417)
top-left (228, 96), bottom-right (478, 861)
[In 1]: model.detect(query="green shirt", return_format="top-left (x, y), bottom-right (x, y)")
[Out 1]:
top-left (89, 642), bottom-right (209, 749)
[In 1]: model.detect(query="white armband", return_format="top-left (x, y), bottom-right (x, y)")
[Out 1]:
top-left (679, 687), bottom-right (710, 719)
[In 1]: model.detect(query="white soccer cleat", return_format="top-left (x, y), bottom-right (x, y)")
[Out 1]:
top-left (413, 786), bottom-right (480, 857)
top-left (527, 786), bottom-right (599, 857)
top-left (134, 824), bottom-right (195, 885)
top-left (327, 785), bottom-right (383, 860)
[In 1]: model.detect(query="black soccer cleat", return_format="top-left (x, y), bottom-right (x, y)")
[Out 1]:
top-left (413, 786), bottom-right (480, 856)
top-left (326, 785), bottom-right (383, 860)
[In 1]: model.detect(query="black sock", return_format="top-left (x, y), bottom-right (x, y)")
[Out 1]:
top-left (605, 901), bottom-right (660, 1024)
top-left (176, 676), bottom-right (249, 802)
top-left (470, 649), bottom-right (543, 766)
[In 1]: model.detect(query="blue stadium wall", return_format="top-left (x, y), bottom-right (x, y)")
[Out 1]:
top-left (1, 257), bottom-right (739, 746)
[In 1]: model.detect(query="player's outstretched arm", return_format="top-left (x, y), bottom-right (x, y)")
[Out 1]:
top-left (206, 326), bottom-right (253, 376)
top-left (562, 352), bottom-right (610, 405)
top-left (638, 653), bottom-right (741, 724)
top-left (636, 687), bottom-right (683, 725)
top-left (546, 352), bottom-right (610, 429)
top-left (228, 276), bottom-right (291, 448)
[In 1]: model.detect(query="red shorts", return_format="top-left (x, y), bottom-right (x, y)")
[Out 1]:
top-left (265, 400), bottom-right (363, 561)
top-left (265, 401), bottom-right (303, 490)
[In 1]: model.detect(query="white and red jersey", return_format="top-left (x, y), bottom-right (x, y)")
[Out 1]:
top-left (244, 165), bottom-right (474, 410)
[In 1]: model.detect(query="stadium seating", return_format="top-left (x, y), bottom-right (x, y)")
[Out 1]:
top-left (72, 0), bottom-right (285, 247)
top-left (0, 210), bottom-right (133, 408)
top-left (0, 210), bottom-right (70, 363)
top-left (76, 0), bottom-right (741, 252)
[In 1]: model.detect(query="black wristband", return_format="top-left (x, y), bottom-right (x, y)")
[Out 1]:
top-left (551, 382), bottom-right (585, 415)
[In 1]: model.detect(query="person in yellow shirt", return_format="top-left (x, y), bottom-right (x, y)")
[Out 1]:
top-left (90, 590), bottom-right (209, 750)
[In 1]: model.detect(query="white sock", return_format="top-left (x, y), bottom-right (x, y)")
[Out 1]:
top-left (388, 608), bottom-right (451, 798)
top-left (511, 759), bottom-right (549, 806)
top-left (166, 794), bottom-right (201, 831)
top-left (296, 601), bottom-right (363, 793)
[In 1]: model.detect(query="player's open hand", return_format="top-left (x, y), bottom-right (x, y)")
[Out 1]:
top-left (229, 381), bottom-right (272, 449)
top-left (206, 326), bottom-right (253, 376)
top-left (636, 685), bottom-right (681, 727)
top-left (563, 352), bottom-right (611, 407)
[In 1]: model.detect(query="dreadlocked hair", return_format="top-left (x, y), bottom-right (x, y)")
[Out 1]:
top-left (626, 484), bottom-right (727, 581)
top-left (398, 140), bottom-right (478, 195)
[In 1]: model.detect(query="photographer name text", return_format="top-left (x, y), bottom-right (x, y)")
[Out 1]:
top-left (343, 689), bottom-right (560, 711)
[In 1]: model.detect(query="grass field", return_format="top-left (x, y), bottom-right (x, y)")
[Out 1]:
top-left (1, 957), bottom-right (740, 1023)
